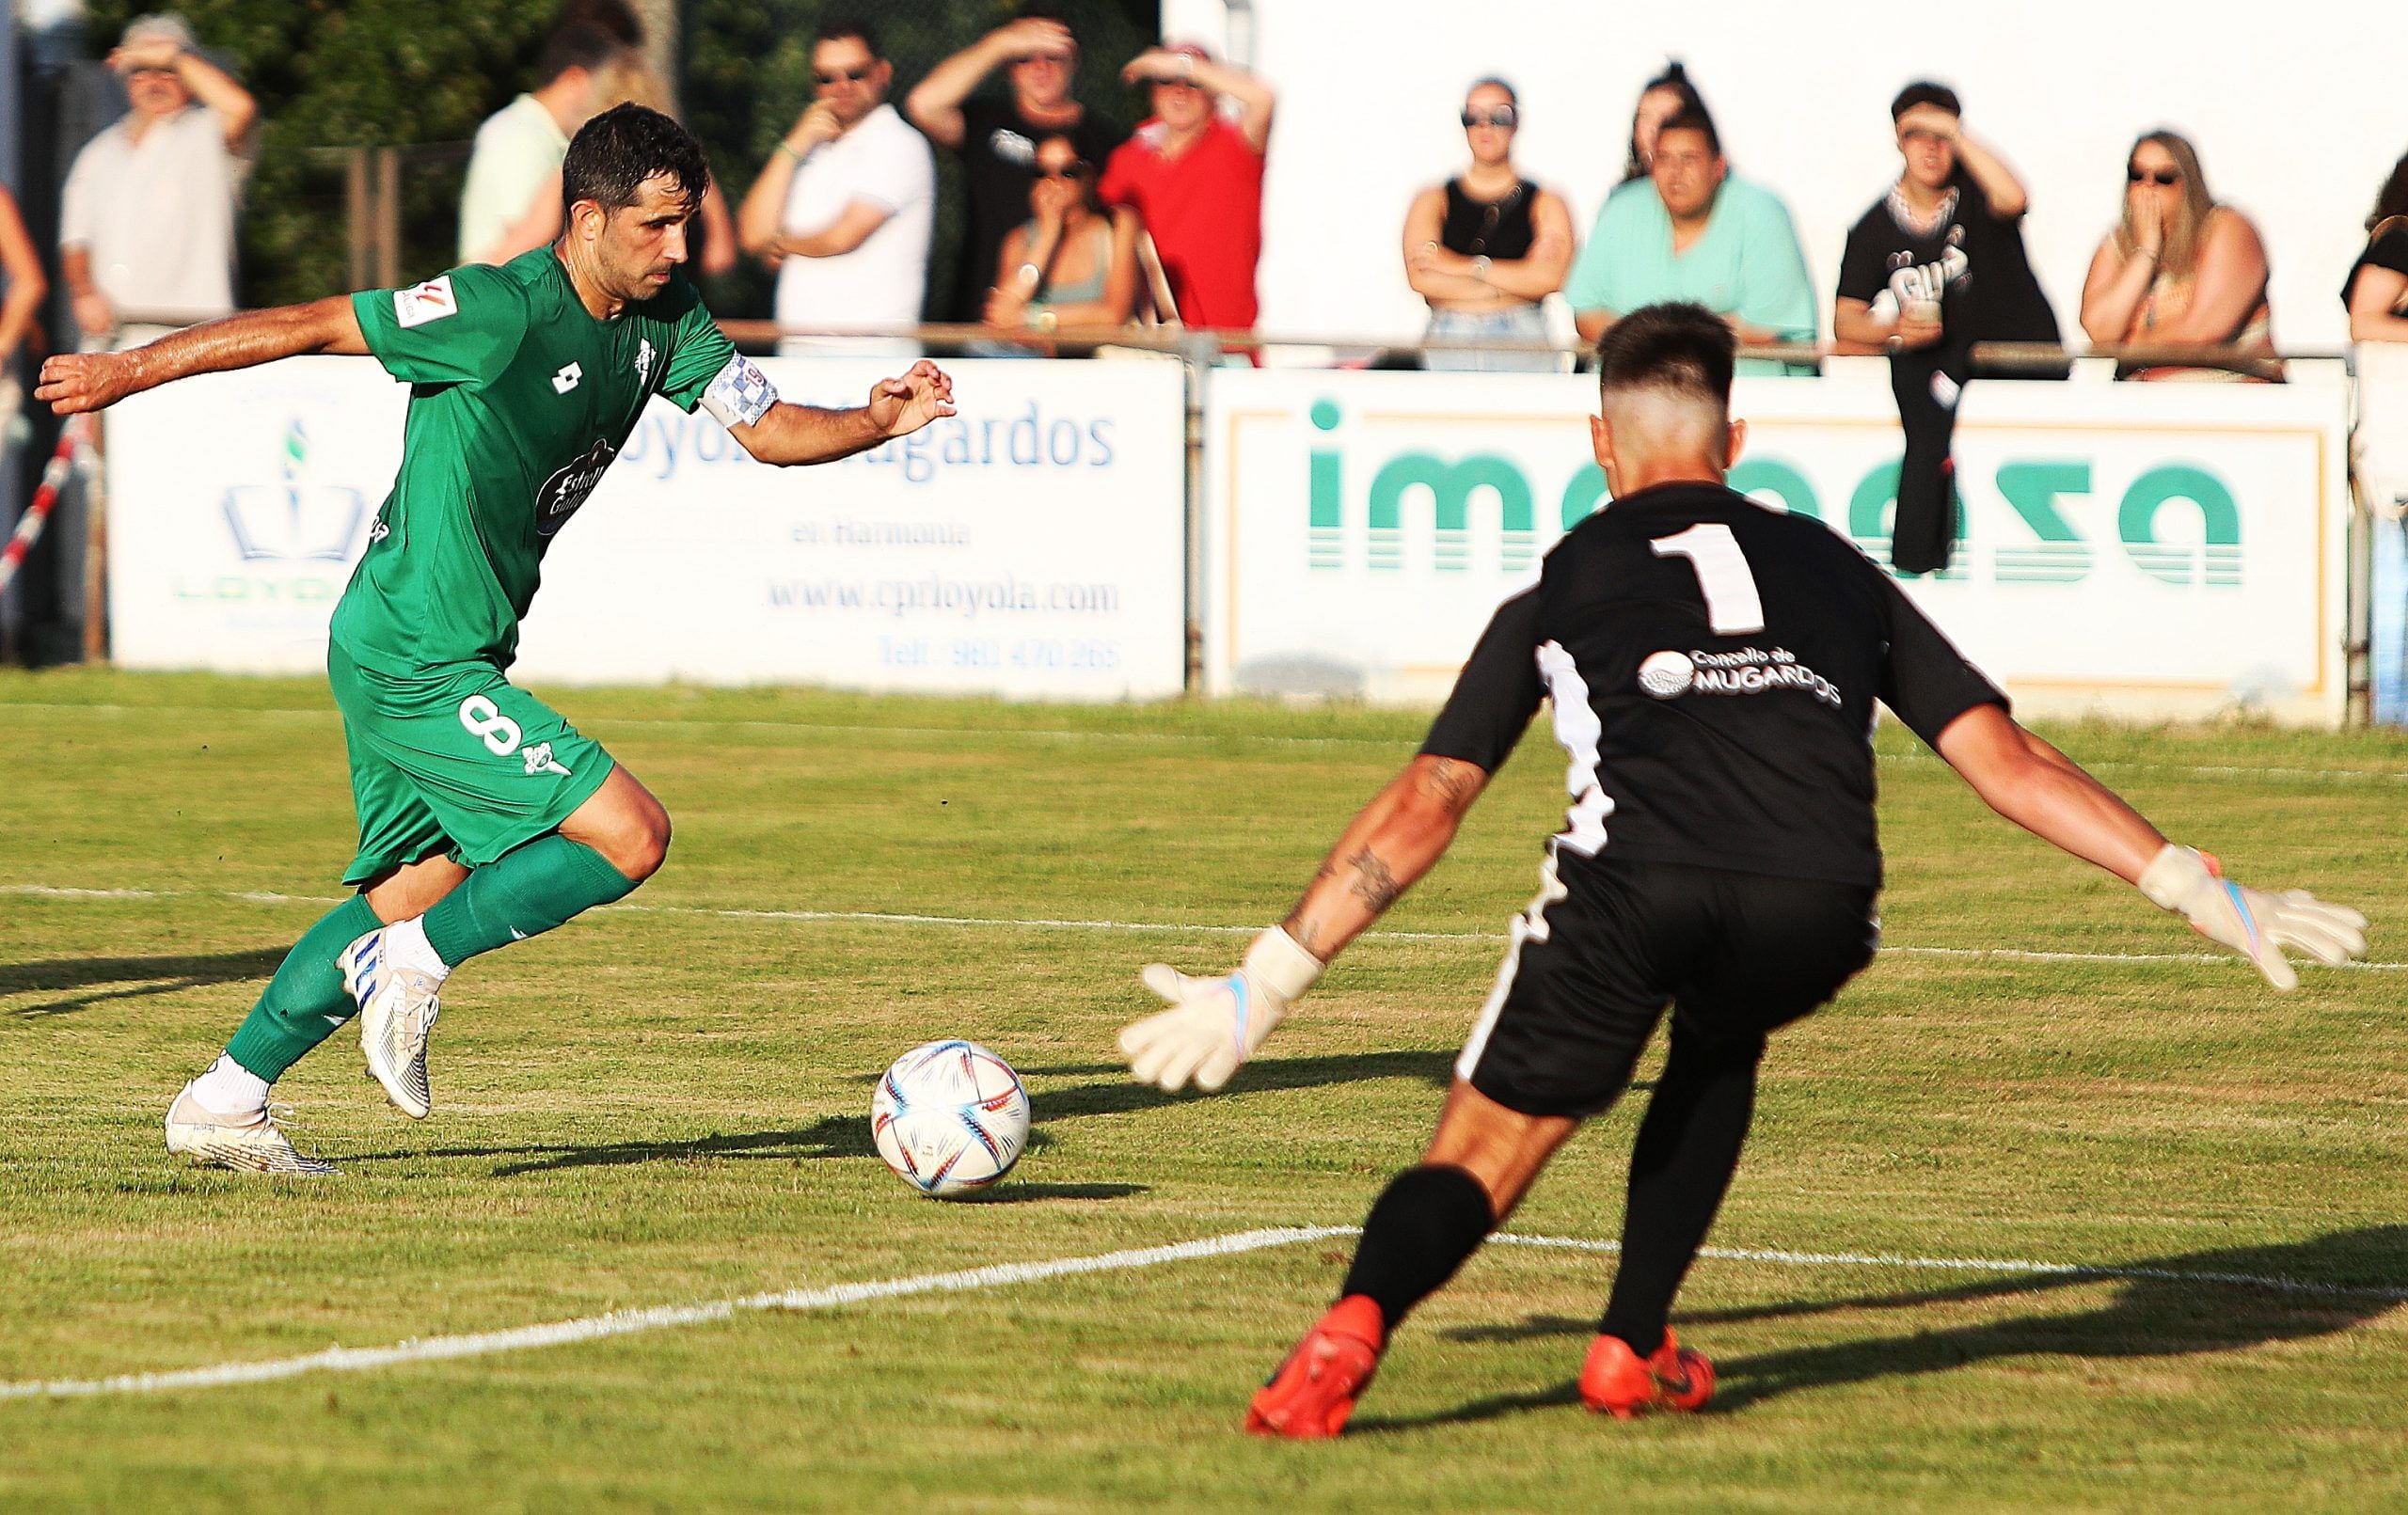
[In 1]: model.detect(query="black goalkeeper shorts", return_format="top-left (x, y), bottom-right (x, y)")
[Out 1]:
top-left (1456, 851), bottom-right (1879, 1119)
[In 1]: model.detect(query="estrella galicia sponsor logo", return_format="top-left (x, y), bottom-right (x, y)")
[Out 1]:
top-left (219, 417), bottom-right (368, 562)
top-left (1640, 646), bottom-right (1842, 708)
top-left (534, 436), bottom-right (616, 538)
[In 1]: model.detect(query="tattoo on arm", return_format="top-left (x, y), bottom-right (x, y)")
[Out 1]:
top-left (1416, 757), bottom-right (1481, 813)
top-left (1344, 845), bottom-right (1402, 912)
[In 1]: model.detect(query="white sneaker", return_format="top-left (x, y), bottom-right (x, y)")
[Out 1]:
top-left (341, 927), bottom-right (442, 1119)
top-left (165, 1085), bottom-right (337, 1176)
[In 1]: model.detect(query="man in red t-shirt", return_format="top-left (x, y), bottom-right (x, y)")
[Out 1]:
top-left (1099, 42), bottom-right (1275, 333)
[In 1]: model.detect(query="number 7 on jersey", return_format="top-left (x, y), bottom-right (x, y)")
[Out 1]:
top-left (1651, 523), bottom-right (1766, 635)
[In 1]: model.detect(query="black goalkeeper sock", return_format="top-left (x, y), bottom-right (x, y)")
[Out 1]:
top-left (1597, 1032), bottom-right (1766, 1357)
top-left (1339, 1164), bottom-right (1497, 1333)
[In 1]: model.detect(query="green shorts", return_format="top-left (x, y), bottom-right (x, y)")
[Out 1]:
top-left (328, 640), bottom-right (614, 887)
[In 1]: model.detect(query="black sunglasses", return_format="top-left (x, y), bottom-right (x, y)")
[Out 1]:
top-left (815, 65), bottom-right (876, 86)
top-left (1461, 107), bottom-right (1518, 129)
top-left (1036, 162), bottom-right (1093, 180)
top-left (2127, 166), bottom-right (2181, 186)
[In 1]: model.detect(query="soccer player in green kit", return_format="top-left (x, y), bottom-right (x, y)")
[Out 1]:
top-left (37, 105), bottom-right (957, 1174)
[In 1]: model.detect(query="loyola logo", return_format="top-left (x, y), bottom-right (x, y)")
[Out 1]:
top-left (1304, 398), bottom-right (2242, 588)
top-left (220, 417), bottom-right (369, 562)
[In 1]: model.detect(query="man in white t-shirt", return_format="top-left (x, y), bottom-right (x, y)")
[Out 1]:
top-left (737, 20), bottom-right (934, 356)
top-left (57, 12), bottom-right (257, 349)
top-left (455, 23), bottom-right (623, 265)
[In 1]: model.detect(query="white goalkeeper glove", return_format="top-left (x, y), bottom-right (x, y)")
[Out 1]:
top-left (1121, 927), bottom-right (1326, 1093)
top-left (2137, 844), bottom-right (2368, 991)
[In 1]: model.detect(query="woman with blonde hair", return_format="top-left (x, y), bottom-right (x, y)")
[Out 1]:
top-left (2079, 130), bottom-right (2273, 379)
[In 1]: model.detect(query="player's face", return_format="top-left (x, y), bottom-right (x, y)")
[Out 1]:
top-left (1897, 124), bottom-right (1956, 190)
top-left (1651, 127), bottom-right (1723, 219)
top-left (597, 175), bottom-right (696, 296)
top-left (811, 38), bottom-right (889, 127)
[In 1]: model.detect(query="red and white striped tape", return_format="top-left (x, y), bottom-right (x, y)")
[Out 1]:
top-left (0, 417), bottom-right (97, 595)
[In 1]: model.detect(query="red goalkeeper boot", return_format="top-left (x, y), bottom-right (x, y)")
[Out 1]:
top-left (1578, 1328), bottom-right (1716, 1419)
top-left (1244, 1295), bottom-right (1386, 1439)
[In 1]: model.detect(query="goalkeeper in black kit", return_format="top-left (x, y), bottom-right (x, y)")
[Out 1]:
top-left (1115, 302), bottom-right (2368, 1438)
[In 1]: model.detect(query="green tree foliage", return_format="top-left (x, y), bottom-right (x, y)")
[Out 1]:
top-left (73, 0), bottom-right (1157, 316)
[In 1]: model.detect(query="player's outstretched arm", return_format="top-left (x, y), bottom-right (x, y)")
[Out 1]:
top-left (1121, 755), bottom-right (1491, 1093)
top-left (36, 296), bottom-right (367, 416)
top-left (1934, 702), bottom-right (2367, 989)
top-left (727, 359), bottom-right (957, 466)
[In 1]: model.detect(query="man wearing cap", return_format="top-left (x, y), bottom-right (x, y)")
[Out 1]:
top-left (57, 11), bottom-right (257, 349)
top-left (1099, 42), bottom-right (1276, 332)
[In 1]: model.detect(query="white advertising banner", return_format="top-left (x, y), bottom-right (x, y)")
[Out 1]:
top-left (1203, 367), bottom-right (2352, 724)
top-left (105, 355), bottom-right (1189, 700)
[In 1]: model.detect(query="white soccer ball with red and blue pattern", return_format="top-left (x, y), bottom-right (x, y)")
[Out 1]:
top-left (870, 1040), bottom-right (1030, 1198)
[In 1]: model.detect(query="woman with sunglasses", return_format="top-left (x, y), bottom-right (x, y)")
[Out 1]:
top-left (2080, 131), bottom-right (2274, 380)
top-left (1401, 79), bottom-right (1574, 371)
top-left (983, 134), bottom-right (1140, 346)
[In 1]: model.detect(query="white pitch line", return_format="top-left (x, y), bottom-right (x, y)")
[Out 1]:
top-left (14, 700), bottom-right (2408, 784)
top-left (0, 1224), bottom-right (1354, 1401)
top-left (3, 883), bottom-right (2401, 972)
top-left (1488, 1234), bottom-right (2408, 1302)
top-left (5, 1223), bottom-right (2398, 1402)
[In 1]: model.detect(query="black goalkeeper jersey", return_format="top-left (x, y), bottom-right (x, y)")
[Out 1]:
top-left (1420, 481), bottom-right (2005, 888)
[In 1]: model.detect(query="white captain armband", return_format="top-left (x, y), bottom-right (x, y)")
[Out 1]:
top-left (699, 353), bottom-right (779, 429)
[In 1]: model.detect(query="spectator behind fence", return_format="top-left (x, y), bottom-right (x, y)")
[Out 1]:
top-left (2344, 153), bottom-right (2408, 343)
top-left (1833, 83), bottom-right (2058, 576)
top-left (1401, 78), bottom-right (1573, 371)
top-left (1567, 108), bottom-right (1815, 360)
top-left (1100, 43), bottom-right (1275, 333)
top-left (58, 12), bottom-right (256, 349)
top-left (1620, 60), bottom-right (1708, 183)
top-left (982, 134), bottom-right (1139, 344)
top-left (488, 52), bottom-right (740, 280)
top-left (456, 23), bottom-right (621, 265)
top-left (2080, 130), bottom-right (2275, 381)
top-left (0, 183), bottom-right (44, 387)
top-left (909, 9), bottom-right (1128, 324)
top-left (737, 19), bottom-right (933, 357)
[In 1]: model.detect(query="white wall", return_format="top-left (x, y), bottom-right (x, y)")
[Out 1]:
top-left (1166, 0), bottom-right (2405, 350)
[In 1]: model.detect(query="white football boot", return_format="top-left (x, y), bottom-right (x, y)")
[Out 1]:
top-left (340, 926), bottom-right (442, 1119)
top-left (164, 1085), bottom-right (337, 1176)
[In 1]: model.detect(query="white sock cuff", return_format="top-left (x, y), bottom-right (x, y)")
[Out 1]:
top-left (382, 915), bottom-right (451, 980)
top-left (191, 1053), bottom-right (270, 1117)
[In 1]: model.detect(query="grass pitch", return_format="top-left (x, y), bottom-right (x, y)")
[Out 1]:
top-left (1, 669), bottom-right (2402, 1512)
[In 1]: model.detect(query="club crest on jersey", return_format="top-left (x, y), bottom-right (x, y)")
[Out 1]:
top-left (521, 742), bottom-right (573, 778)
top-left (393, 276), bottom-right (457, 328)
top-left (533, 436), bottom-right (617, 538)
top-left (1639, 646), bottom-right (1842, 708)
top-left (636, 338), bottom-right (655, 385)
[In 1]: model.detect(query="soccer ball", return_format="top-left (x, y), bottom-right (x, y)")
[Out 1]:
top-left (870, 1039), bottom-right (1031, 1198)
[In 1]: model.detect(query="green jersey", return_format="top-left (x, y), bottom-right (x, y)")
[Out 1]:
top-left (333, 248), bottom-right (739, 671)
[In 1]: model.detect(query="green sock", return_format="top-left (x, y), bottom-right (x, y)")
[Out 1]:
top-left (222, 893), bottom-right (382, 1081)
top-left (421, 834), bottom-right (639, 967)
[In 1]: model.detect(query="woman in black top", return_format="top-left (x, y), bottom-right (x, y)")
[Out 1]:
top-left (1401, 78), bottom-right (1574, 371)
top-left (2345, 153), bottom-right (2408, 343)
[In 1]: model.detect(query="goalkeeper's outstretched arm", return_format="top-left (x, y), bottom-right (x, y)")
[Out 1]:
top-left (1120, 754), bottom-right (1490, 1094)
top-left (37, 297), bottom-right (368, 416)
top-left (1934, 702), bottom-right (2366, 989)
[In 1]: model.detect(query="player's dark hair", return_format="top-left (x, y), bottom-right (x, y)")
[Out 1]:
top-left (1655, 106), bottom-right (1720, 160)
top-left (561, 103), bottom-right (710, 220)
top-left (1624, 60), bottom-right (1708, 181)
top-left (536, 21), bottom-right (623, 86)
top-left (2368, 151), bottom-right (2408, 231)
top-left (816, 14), bottom-right (882, 56)
top-left (1891, 81), bottom-right (1961, 121)
top-left (1594, 302), bottom-right (1735, 411)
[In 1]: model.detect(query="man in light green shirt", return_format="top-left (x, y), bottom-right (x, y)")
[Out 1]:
top-left (40, 105), bottom-right (958, 1174)
top-left (1566, 109), bottom-right (1816, 364)
top-left (456, 24), bottom-right (620, 264)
